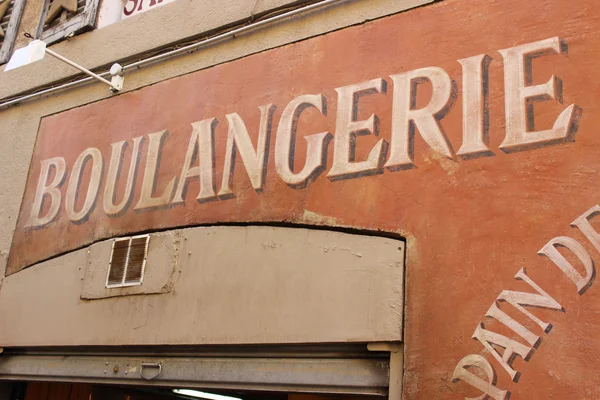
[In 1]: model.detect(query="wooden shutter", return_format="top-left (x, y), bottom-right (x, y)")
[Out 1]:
top-left (36, 0), bottom-right (101, 45)
top-left (0, 0), bottom-right (26, 64)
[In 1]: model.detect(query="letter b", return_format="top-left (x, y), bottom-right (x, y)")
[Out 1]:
top-left (26, 157), bottom-right (66, 228)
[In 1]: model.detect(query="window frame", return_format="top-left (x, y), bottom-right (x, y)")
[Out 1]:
top-left (0, 0), bottom-right (26, 64)
top-left (36, 0), bottom-right (101, 45)
top-left (105, 234), bottom-right (150, 289)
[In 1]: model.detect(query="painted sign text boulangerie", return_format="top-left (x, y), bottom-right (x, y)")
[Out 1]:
top-left (9, 35), bottom-right (581, 273)
top-left (9, 0), bottom-right (600, 398)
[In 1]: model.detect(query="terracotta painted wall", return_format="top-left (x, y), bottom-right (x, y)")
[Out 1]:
top-left (4, 0), bottom-right (600, 399)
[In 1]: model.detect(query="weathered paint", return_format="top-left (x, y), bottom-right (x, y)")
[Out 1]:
top-left (2, 0), bottom-right (600, 399)
top-left (0, 226), bottom-right (405, 345)
top-left (6, 13), bottom-right (584, 274)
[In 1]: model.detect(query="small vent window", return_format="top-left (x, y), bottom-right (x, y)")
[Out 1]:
top-left (106, 234), bottom-right (150, 288)
top-left (37, 0), bottom-right (100, 45)
top-left (0, 0), bottom-right (26, 65)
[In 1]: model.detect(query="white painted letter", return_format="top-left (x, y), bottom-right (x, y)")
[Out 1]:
top-left (26, 157), bottom-right (67, 228)
top-left (457, 54), bottom-right (491, 157)
top-left (485, 302), bottom-right (540, 348)
top-left (65, 148), bottom-right (103, 223)
top-left (172, 119), bottom-right (218, 204)
top-left (497, 268), bottom-right (563, 333)
top-left (135, 130), bottom-right (177, 210)
top-left (538, 236), bottom-right (595, 294)
top-left (472, 323), bottom-right (533, 381)
top-left (218, 104), bottom-right (275, 196)
top-left (498, 37), bottom-right (580, 151)
top-left (571, 204), bottom-right (600, 254)
top-left (103, 137), bottom-right (143, 216)
top-left (275, 94), bottom-right (331, 187)
top-left (452, 354), bottom-right (509, 400)
top-left (328, 78), bottom-right (386, 179)
top-left (385, 67), bottom-right (455, 170)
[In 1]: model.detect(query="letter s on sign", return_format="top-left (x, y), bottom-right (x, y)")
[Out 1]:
top-left (123, 0), bottom-right (143, 16)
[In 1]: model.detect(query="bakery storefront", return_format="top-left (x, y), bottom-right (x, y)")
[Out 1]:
top-left (0, 0), bottom-right (600, 399)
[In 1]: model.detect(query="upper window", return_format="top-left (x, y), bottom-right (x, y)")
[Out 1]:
top-left (36, 0), bottom-right (101, 45)
top-left (32, 0), bottom-right (181, 41)
top-left (0, 0), bottom-right (26, 64)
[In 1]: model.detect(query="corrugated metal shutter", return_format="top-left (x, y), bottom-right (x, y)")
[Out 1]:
top-left (0, 344), bottom-right (393, 396)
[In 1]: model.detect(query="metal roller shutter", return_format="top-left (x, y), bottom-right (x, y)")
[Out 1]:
top-left (0, 344), bottom-right (392, 396)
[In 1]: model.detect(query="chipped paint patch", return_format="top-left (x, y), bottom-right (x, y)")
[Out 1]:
top-left (431, 150), bottom-right (461, 176)
top-left (262, 241), bottom-right (280, 250)
top-left (302, 210), bottom-right (338, 225)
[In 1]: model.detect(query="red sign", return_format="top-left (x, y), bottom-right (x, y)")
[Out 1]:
top-left (10, 0), bottom-right (600, 398)
top-left (10, 30), bottom-right (584, 274)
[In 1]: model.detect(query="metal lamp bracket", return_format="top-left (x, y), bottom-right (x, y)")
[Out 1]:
top-left (109, 63), bottom-right (124, 93)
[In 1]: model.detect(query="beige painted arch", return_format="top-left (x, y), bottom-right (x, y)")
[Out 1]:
top-left (0, 224), bottom-right (405, 347)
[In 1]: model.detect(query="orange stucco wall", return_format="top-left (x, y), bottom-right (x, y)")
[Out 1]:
top-left (5, 0), bottom-right (600, 399)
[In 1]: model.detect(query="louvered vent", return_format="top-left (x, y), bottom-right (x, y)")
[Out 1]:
top-left (0, 0), bottom-right (14, 48)
top-left (43, 0), bottom-right (86, 30)
top-left (106, 234), bottom-right (150, 288)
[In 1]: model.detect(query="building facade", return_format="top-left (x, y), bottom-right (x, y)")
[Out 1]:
top-left (0, 0), bottom-right (598, 399)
